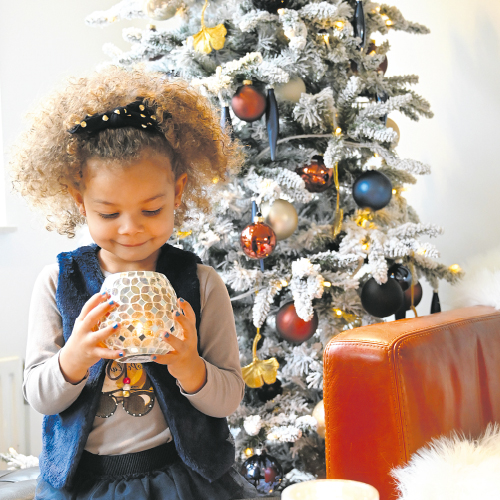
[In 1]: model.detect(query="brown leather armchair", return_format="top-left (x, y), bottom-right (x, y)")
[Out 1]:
top-left (323, 306), bottom-right (500, 500)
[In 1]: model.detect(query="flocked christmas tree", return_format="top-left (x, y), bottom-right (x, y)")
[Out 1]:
top-left (86, 0), bottom-right (463, 492)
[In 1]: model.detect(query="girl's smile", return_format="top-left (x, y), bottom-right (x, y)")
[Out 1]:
top-left (70, 151), bottom-right (187, 273)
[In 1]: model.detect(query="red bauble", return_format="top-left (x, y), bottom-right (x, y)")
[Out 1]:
top-left (240, 218), bottom-right (276, 259)
top-left (276, 301), bottom-right (318, 343)
top-left (295, 156), bottom-right (333, 193)
top-left (231, 82), bottom-right (267, 122)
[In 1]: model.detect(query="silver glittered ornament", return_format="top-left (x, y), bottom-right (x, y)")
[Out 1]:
top-left (143, 0), bottom-right (184, 20)
top-left (98, 271), bottom-right (182, 363)
top-left (261, 199), bottom-right (298, 241)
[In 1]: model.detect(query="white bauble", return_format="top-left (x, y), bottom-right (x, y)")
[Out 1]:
top-left (274, 77), bottom-right (306, 103)
top-left (386, 117), bottom-right (400, 146)
top-left (261, 199), bottom-right (298, 240)
top-left (143, 0), bottom-right (184, 20)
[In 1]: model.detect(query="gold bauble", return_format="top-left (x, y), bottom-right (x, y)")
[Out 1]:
top-left (261, 199), bottom-right (298, 241)
top-left (274, 77), bottom-right (306, 103)
top-left (386, 118), bottom-right (400, 147)
top-left (143, 0), bottom-right (184, 21)
top-left (312, 399), bottom-right (325, 438)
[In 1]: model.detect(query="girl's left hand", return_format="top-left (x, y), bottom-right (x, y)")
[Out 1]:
top-left (151, 298), bottom-right (207, 394)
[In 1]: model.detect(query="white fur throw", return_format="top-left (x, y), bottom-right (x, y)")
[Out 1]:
top-left (392, 424), bottom-right (500, 500)
top-left (450, 246), bottom-right (500, 310)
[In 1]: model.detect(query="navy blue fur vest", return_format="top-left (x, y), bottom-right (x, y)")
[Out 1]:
top-left (39, 244), bottom-right (235, 489)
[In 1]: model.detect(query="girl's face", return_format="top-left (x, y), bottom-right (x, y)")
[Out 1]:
top-left (70, 151), bottom-right (187, 272)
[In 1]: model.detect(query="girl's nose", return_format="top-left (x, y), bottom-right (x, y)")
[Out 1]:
top-left (117, 215), bottom-right (144, 235)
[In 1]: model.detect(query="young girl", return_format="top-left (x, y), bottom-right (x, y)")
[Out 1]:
top-left (12, 66), bottom-right (258, 500)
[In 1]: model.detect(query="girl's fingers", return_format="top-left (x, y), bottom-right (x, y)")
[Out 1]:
top-left (83, 298), bottom-right (119, 329)
top-left (94, 347), bottom-right (124, 360)
top-left (172, 311), bottom-right (194, 340)
top-left (92, 322), bottom-right (121, 344)
top-left (177, 298), bottom-right (195, 322)
top-left (78, 292), bottom-right (109, 320)
top-left (150, 352), bottom-right (173, 365)
top-left (160, 331), bottom-right (184, 351)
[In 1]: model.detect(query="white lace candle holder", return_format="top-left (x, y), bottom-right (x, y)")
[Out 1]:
top-left (98, 271), bottom-right (181, 363)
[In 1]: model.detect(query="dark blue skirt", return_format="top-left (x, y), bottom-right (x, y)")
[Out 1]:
top-left (35, 442), bottom-right (259, 500)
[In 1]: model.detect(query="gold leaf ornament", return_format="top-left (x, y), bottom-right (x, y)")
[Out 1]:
top-left (242, 329), bottom-right (279, 389)
top-left (192, 0), bottom-right (227, 54)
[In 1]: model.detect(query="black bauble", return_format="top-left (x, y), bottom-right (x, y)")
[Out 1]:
top-left (256, 379), bottom-right (283, 402)
top-left (388, 264), bottom-right (412, 291)
top-left (353, 170), bottom-right (393, 211)
top-left (361, 277), bottom-right (404, 318)
top-left (241, 452), bottom-right (284, 494)
top-left (252, 0), bottom-right (290, 13)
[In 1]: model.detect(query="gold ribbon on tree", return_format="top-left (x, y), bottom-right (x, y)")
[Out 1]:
top-left (332, 162), bottom-right (343, 237)
top-left (241, 328), bottom-right (279, 388)
top-left (192, 0), bottom-right (227, 54)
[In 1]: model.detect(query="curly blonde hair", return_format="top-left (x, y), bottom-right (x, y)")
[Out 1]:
top-left (10, 66), bottom-right (242, 237)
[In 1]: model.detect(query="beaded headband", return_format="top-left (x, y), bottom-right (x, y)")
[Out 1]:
top-left (68, 100), bottom-right (169, 137)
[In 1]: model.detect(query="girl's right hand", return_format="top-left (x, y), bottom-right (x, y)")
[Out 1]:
top-left (59, 292), bottom-right (124, 384)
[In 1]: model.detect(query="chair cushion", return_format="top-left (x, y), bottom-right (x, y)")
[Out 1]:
top-left (0, 480), bottom-right (37, 500)
top-left (0, 469), bottom-right (39, 483)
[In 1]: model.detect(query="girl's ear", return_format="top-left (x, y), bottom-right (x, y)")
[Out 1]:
top-left (174, 173), bottom-right (188, 206)
top-left (67, 185), bottom-right (86, 216)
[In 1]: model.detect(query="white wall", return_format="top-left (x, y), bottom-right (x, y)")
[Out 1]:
top-left (0, 0), bottom-right (499, 456)
top-left (388, 0), bottom-right (500, 309)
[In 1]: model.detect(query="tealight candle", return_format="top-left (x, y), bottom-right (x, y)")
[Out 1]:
top-left (281, 479), bottom-right (379, 500)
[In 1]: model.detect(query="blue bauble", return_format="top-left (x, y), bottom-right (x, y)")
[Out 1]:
top-left (353, 170), bottom-right (393, 211)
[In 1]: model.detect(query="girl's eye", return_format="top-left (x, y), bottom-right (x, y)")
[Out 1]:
top-left (143, 208), bottom-right (163, 216)
top-left (98, 213), bottom-right (119, 219)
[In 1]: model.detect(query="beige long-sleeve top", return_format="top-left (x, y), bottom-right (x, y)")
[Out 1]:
top-left (23, 262), bottom-right (243, 456)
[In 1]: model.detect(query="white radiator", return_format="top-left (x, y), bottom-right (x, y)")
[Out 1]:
top-left (0, 356), bottom-right (29, 455)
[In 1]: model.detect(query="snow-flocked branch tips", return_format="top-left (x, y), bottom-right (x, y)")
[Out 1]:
top-left (293, 88), bottom-right (336, 131)
top-left (244, 167), bottom-right (313, 205)
top-left (278, 9), bottom-right (308, 51)
top-left (238, 10), bottom-right (278, 33)
top-left (323, 137), bottom-right (343, 170)
top-left (102, 27), bottom-right (183, 66)
top-left (379, 5), bottom-right (431, 34)
top-left (253, 279), bottom-right (287, 328)
top-left (289, 258), bottom-right (324, 321)
top-left (85, 0), bottom-right (145, 27)
top-left (299, 1), bottom-right (353, 28)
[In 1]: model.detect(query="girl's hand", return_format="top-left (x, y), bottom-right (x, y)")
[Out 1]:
top-left (59, 292), bottom-right (124, 384)
top-left (151, 298), bottom-right (207, 394)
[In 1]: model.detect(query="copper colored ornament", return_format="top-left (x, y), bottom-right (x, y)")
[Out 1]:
top-left (312, 400), bottom-right (325, 438)
top-left (296, 156), bottom-right (333, 193)
top-left (240, 213), bottom-right (277, 259)
top-left (276, 301), bottom-right (318, 343)
top-left (231, 81), bottom-right (267, 122)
